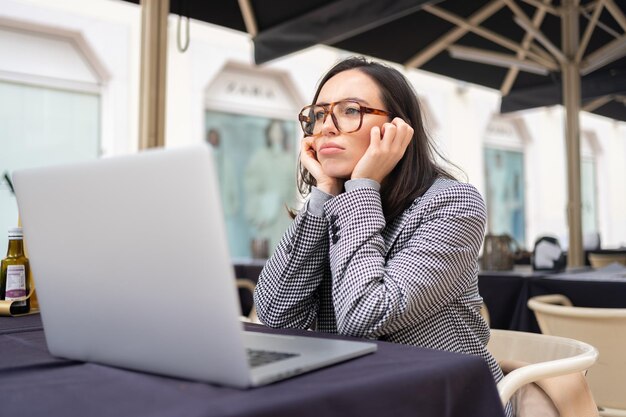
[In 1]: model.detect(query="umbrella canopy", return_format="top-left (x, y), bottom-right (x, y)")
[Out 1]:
top-left (125, 0), bottom-right (626, 266)
top-left (252, 0), bottom-right (626, 122)
top-left (131, 0), bottom-right (626, 121)
top-left (501, 66), bottom-right (626, 121)
top-left (122, 0), bottom-right (626, 122)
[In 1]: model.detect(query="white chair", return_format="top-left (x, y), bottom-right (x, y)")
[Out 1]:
top-left (488, 329), bottom-right (598, 416)
top-left (528, 294), bottom-right (626, 416)
top-left (236, 278), bottom-right (260, 324)
top-left (480, 302), bottom-right (491, 326)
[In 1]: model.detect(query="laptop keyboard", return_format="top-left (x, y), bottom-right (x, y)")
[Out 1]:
top-left (246, 348), bottom-right (300, 368)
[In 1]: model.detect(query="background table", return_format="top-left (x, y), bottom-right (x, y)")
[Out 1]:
top-left (478, 268), bottom-right (542, 331)
top-left (480, 266), bottom-right (626, 332)
top-left (0, 314), bottom-right (505, 417)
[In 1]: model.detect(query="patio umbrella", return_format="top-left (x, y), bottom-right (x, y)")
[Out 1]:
top-left (501, 66), bottom-right (626, 121)
top-left (131, 0), bottom-right (625, 120)
top-left (126, 0), bottom-right (626, 267)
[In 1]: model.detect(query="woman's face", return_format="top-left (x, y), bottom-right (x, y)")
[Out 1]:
top-left (314, 69), bottom-right (388, 179)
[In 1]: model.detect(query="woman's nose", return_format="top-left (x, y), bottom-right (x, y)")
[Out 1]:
top-left (320, 112), bottom-right (337, 136)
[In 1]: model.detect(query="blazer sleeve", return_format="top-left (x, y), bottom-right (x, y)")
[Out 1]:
top-left (323, 182), bottom-right (487, 338)
top-left (253, 203), bottom-right (330, 329)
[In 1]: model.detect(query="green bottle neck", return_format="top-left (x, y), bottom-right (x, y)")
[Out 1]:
top-left (5, 238), bottom-right (25, 258)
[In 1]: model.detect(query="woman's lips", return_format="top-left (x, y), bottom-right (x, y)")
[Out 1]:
top-left (318, 143), bottom-right (344, 155)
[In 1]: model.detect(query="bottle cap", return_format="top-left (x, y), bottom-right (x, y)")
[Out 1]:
top-left (8, 227), bottom-right (23, 239)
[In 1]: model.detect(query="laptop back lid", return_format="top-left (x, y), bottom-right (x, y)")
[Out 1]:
top-left (13, 145), bottom-right (252, 386)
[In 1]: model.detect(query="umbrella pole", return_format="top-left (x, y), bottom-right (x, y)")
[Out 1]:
top-left (562, 0), bottom-right (584, 268)
top-left (139, 0), bottom-right (169, 149)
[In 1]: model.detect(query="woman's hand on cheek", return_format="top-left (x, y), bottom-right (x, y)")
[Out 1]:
top-left (351, 118), bottom-right (414, 184)
top-left (300, 138), bottom-right (344, 196)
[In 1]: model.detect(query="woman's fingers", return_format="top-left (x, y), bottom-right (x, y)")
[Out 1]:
top-left (300, 137), bottom-right (344, 195)
top-left (378, 118), bottom-right (412, 154)
top-left (352, 118), bottom-right (414, 182)
top-left (369, 126), bottom-right (382, 150)
top-left (380, 118), bottom-right (412, 150)
top-left (300, 138), bottom-right (319, 173)
top-left (389, 118), bottom-right (413, 153)
top-left (380, 123), bottom-right (396, 150)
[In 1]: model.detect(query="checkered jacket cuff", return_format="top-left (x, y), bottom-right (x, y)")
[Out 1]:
top-left (307, 186), bottom-right (334, 217)
top-left (344, 178), bottom-right (380, 192)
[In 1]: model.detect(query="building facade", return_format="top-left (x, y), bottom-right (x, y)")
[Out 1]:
top-left (1, 0), bottom-right (625, 256)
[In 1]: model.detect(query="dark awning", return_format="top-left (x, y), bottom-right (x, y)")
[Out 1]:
top-left (502, 67), bottom-right (626, 121)
top-left (124, 0), bottom-right (626, 121)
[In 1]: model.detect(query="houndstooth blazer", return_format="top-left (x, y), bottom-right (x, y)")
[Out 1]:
top-left (254, 177), bottom-right (505, 389)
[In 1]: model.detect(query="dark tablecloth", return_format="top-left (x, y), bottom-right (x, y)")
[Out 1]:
top-left (0, 314), bottom-right (504, 417)
top-left (478, 270), bottom-right (539, 331)
top-left (480, 267), bottom-right (626, 332)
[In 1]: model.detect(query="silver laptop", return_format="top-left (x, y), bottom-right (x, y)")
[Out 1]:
top-left (12, 144), bottom-right (376, 388)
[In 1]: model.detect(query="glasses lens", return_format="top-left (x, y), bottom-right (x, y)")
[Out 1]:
top-left (333, 101), bottom-right (362, 133)
top-left (299, 106), bottom-right (326, 136)
top-left (299, 101), bottom-right (363, 136)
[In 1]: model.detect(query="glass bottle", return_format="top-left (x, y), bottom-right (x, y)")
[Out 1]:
top-left (0, 227), bottom-right (30, 314)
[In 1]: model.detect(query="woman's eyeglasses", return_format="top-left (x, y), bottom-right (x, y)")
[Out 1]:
top-left (298, 100), bottom-right (390, 137)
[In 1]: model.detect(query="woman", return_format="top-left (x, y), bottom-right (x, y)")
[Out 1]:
top-left (253, 57), bottom-right (508, 413)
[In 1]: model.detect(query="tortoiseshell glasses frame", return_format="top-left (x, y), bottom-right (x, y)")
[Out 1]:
top-left (298, 100), bottom-right (390, 137)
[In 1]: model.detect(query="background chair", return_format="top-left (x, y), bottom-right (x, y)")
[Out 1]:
top-left (480, 302), bottom-right (491, 326)
top-left (488, 329), bottom-right (598, 416)
top-left (528, 294), bottom-right (626, 416)
top-left (236, 278), bottom-right (260, 323)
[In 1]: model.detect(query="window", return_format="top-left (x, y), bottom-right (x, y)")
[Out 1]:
top-left (204, 63), bottom-right (302, 259)
top-left (483, 117), bottom-right (527, 246)
top-left (580, 131), bottom-right (599, 241)
top-left (484, 147), bottom-right (526, 245)
top-left (581, 158), bottom-right (597, 236)
top-left (0, 23), bottom-right (103, 254)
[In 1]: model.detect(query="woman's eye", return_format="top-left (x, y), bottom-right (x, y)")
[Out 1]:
top-left (343, 106), bottom-right (360, 116)
top-left (314, 111), bottom-right (326, 120)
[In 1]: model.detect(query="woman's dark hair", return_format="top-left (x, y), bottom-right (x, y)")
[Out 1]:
top-left (297, 56), bottom-right (457, 221)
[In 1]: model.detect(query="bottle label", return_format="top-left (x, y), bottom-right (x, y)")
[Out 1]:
top-left (5, 265), bottom-right (27, 307)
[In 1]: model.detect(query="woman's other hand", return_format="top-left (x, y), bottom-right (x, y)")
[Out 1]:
top-left (351, 118), bottom-right (413, 184)
top-left (300, 137), bottom-right (345, 196)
